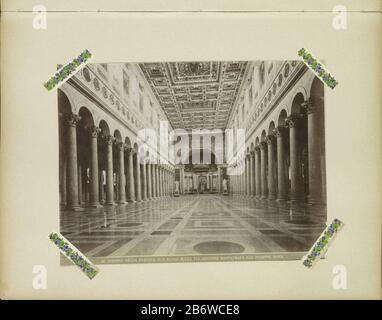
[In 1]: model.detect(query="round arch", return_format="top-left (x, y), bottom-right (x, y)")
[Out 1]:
top-left (58, 89), bottom-right (73, 116)
top-left (310, 77), bottom-right (324, 110)
top-left (278, 109), bottom-right (288, 127)
top-left (124, 136), bottom-right (132, 148)
top-left (99, 120), bottom-right (110, 137)
top-left (306, 72), bottom-right (320, 97)
top-left (78, 107), bottom-right (95, 128)
top-left (260, 130), bottom-right (267, 142)
top-left (58, 88), bottom-right (75, 114)
top-left (268, 121), bottom-right (276, 136)
top-left (255, 137), bottom-right (260, 146)
top-left (113, 130), bottom-right (122, 143)
top-left (290, 92), bottom-right (305, 115)
top-left (288, 87), bottom-right (307, 114)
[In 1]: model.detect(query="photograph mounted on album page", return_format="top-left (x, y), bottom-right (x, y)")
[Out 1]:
top-left (0, 0), bottom-right (381, 299)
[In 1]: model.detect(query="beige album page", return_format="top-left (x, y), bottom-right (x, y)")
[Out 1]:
top-left (0, 0), bottom-right (381, 299)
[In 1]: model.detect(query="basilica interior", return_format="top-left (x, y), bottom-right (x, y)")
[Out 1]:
top-left (58, 61), bottom-right (327, 263)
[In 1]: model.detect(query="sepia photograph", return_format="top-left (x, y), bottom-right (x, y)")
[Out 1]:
top-left (1, 0), bottom-right (381, 301)
top-left (58, 60), bottom-right (327, 264)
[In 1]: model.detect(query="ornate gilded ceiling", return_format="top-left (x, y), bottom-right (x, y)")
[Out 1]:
top-left (139, 61), bottom-right (248, 130)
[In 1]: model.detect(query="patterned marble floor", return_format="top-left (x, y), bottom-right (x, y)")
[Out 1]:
top-left (60, 195), bottom-right (327, 264)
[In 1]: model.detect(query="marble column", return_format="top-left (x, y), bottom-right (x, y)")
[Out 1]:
top-left (159, 166), bottom-right (163, 197)
top-left (116, 142), bottom-right (126, 204)
top-left (238, 161), bottom-right (242, 195)
top-left (105, 135), bottom-right (115, 206)
top-left (286, 114), bottom-right (304, 202)
top-left (255, 146), bottom-right (261, 199)
top-left (169, 169), bottom-right (174, 197)
top-left (169, 171), bottom-right (172, 196)
top-left (169, 170), bottom-right (172, 196)
top-left (127, 148), bottom-right (135, 202)
top-left (243, 159), bottom-right (247, 196)
top-left (156, 165), bottom-right (160, 198)
top-left (147, 162), bottom-right (152, 200)
top-left (164, 167), bottom-right (167, 196)
top-left (169, 171), bottom-right (172, 195)
top-left (141, 159), bottom-right (147, 201)
top-left (159, 167), bottom-right (163, 197)
top-left (240, 171), bottom-right (242, 195)
top-left (302, 99), bottom-right (323, 204)
top-left (88, 126), bottom-right (101, 207)
top-left (60, 157), bottom-right (67, 207)
top-left (134, 153), bottom-right (142, 202)
top-left (66, 113), bottom-right (82, 211)
top-left (217, 167), bottom-right (221, 193)
top-left (246, 155), bottom-right (251, 196)
top-left (260, 142), bottom-right (268, 199)
top-left (151, 163), bottom-right (156, 198)
top-left (238, 165), bottom-right (241, 195)
top-left (250, 151), bottom-right (256, 197)
top-left (99, 169), bottom-right (104, 203)
top-left (163, 167), bottom-right (166, 197)
top-left (240, 159), bottom-right (245, 195)
top-left (266, 135), bottom-right (276, 200)
top-left (152, 164), bottom-right (157, 199)
top-left (173, 170), bottom-right (175, 195)
top-left (157, 166), bottom-right (160, 197)
top-left (163, 168), bottom-right (166, 196)
top-left (163, 169), bottom-right (166, 196)
top-left (78, 163), bottom-right (83, 206)
top-left (237, 168), bottom-right (240, 195)
top-left (165, 168), bottom-right (168, 196)
top-left (274, 127), bottom-right (287, 201)
top-left (167, 169), bottom-right (170, 196)
top-left (179, 167), bottom-right (182, 194)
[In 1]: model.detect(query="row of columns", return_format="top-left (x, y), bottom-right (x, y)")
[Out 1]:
top-left (60, 113), bottom-right (175, 211)
top-left (230, 101), bottom-right (324, 205)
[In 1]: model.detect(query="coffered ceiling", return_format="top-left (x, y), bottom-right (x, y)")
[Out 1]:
top-left (139, 61), bottom-right (248, 130)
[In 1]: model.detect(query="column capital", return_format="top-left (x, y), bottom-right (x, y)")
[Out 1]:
top-left (66, 113), bottom-right (81, 127)
top-left (254, 145), bottom-right (261, 152)
top-left (115, 141), bottom-right (126, 150)
top-left (88, 125), bottom-right (101, 138)
top-left (265, 135), bottom-right (274, 144)
top-left (273, 126), bottom-right (285, 138)
top-left (301, 98), bottom-right (316, 114)
top-left (103, 134), bottom-right (115, 145)
top-left (125, 147), bottom-right (136, 155)
top-left (285, 114), bottom-right (302, 128)
top-left (260, 141), bottom-right (267, 149)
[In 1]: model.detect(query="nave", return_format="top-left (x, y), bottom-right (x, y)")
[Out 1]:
top-left (60, 195), bottom-right (326, 263)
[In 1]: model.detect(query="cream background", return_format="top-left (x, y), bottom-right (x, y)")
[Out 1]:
top-left (1, 0), bottom-right (381, 299)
